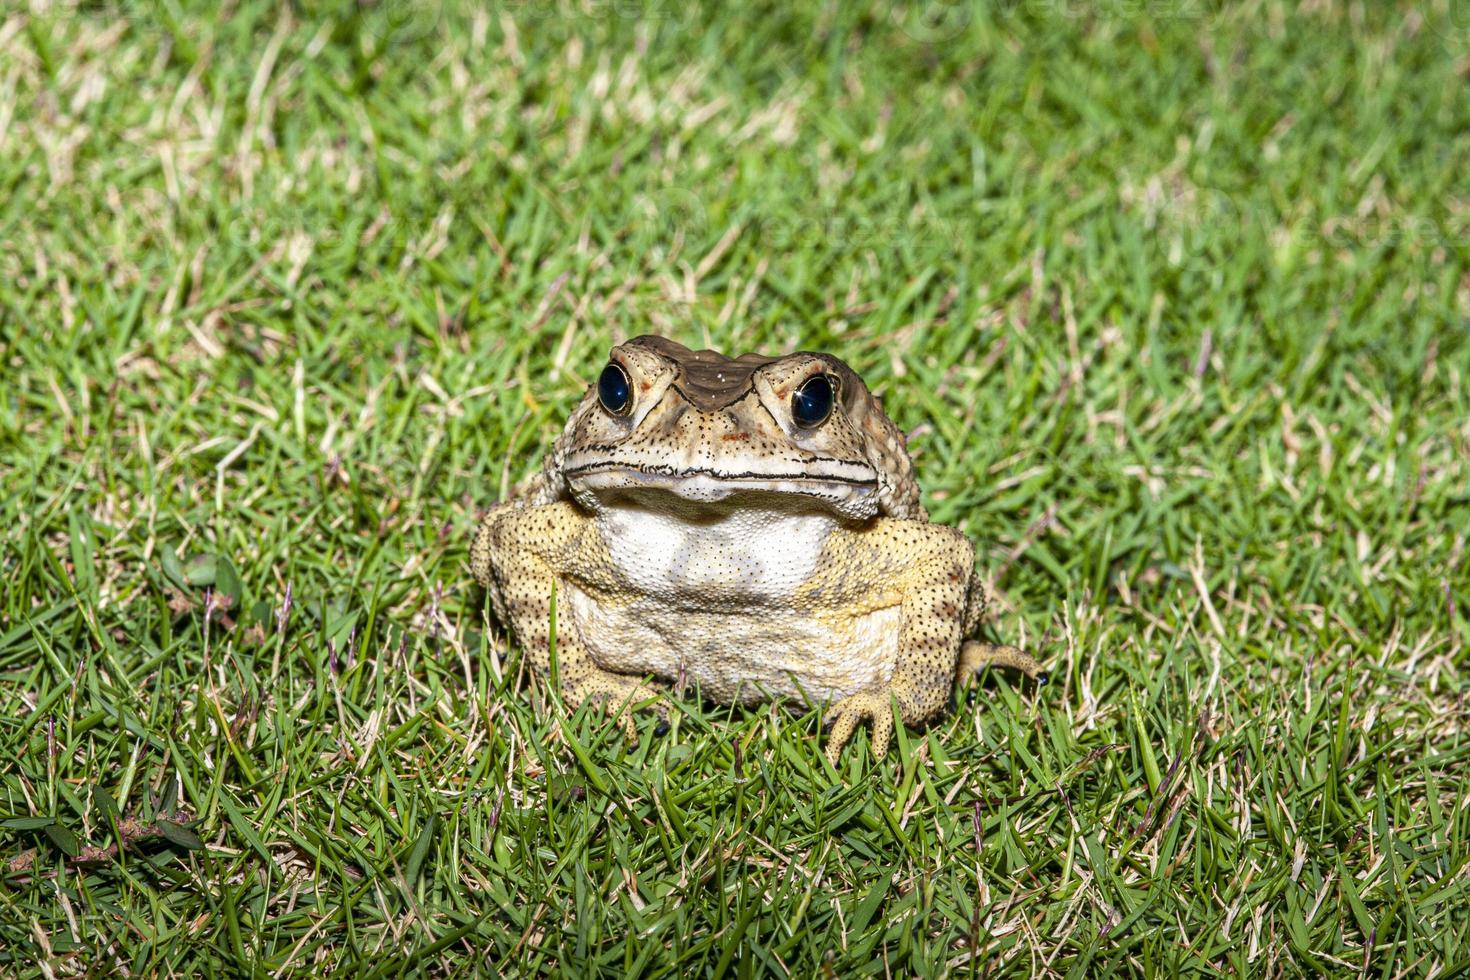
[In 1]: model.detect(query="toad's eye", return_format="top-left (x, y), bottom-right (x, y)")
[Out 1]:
top-left (791, 374), bottom-right (835, 428)
top-left (597, 362), bottom-right (632, 415)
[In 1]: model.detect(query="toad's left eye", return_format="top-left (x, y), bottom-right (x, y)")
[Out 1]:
top-left (598, 363), bottom-right (632, 415)
top-left (791, 374), bottom-right (835, 428)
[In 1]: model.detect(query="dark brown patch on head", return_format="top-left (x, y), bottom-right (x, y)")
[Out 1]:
top-left (626, 335), bottom-right (779, 409)
top-left (624, 334), bottom-right (869, 415)
top-left (720, 432), bottom-right (751, 442)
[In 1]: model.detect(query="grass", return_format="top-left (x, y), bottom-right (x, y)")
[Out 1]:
top-left (2, 0), bottom-right (1469, 974)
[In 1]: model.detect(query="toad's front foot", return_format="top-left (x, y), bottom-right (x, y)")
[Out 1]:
top-left (823, 690), bottom-right (897, 765)
top-left (561, 674), bottom-right (667, 743)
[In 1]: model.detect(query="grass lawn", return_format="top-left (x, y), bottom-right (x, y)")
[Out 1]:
top-left (3, 0), bottom-right (1469, 974)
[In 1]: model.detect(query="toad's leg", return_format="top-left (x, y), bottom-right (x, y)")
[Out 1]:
top-left (471, 501), bottom-right (663, 740)
top-left (955, 576), bottom-right (1046, 683)
top-left (822, 522), bottom-right (974, 765)
top-left (956, 641), bottom-right (1047, 682)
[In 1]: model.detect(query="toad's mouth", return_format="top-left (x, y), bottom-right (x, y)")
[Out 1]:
top-left (564, 463), bottom-right (881, 519)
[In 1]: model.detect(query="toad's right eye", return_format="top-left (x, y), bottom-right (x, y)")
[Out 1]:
top-left (791, 373), bottom-right (835, 428)
top-left (598, 363), bottom-right (632, 415)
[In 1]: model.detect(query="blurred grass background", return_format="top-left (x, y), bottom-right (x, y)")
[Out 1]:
top-left (2, 0), bottom-right (1468, 974)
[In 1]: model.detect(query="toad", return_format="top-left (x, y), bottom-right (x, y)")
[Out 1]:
top-left (471, 336), bottom-right (1044, 764)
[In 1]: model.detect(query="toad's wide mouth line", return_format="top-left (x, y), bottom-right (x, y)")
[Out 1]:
top-left (564, 463), bottom-right (879, 490)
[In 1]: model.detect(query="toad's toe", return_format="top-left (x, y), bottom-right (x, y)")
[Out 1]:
top-left (823, 691), bottom-right (895, 765)
top-left (564, 677), bottom-right (664, 743)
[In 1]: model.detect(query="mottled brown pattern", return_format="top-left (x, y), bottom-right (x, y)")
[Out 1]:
top-left (471, 336), bottom-right (1044, 765)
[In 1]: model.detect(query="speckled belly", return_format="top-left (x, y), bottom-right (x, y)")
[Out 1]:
top-left (563, 501), bottom-right (899, 704)
top-left (564, 585), bottom-right (899, 704)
